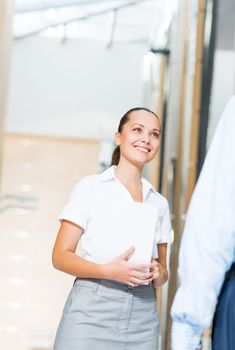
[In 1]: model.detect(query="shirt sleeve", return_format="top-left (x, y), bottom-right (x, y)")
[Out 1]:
top-left (156, 198), bottom-right (172, 244)
top-left (170, 95), bottom-right (235, 349)
top-left (59, 177), bottom-right (91, 230)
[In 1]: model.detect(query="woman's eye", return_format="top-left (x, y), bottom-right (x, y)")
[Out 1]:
top-left (152, 132), bottom-right (160, 138)
top-left (133, 127), bottom-right (142, 133)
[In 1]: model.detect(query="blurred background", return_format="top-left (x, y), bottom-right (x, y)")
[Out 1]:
top-left (0, 0), bottom-right (234, 349)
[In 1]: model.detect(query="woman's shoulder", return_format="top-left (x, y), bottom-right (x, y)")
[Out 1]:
top-left (151, 191), bottom-right (169, 211)
top-left (73, 174), bottom-right (100, 192)
top-left (142, 177), bottom-right (169, 209)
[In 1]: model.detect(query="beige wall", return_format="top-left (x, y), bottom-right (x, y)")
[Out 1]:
top-left (0, 0), bottom-right (13, 188)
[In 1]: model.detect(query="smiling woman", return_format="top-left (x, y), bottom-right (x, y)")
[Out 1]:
top-left (52, 107), bottom-right (171, 350)
top-left (111, 107), bottom-right (161, 167)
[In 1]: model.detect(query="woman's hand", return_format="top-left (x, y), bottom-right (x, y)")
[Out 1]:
top-left (104, 247), bottom-right (154, 286)
top-left (150, 258), bottom-right (168, 287)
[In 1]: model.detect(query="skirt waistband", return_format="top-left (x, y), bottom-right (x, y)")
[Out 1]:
top-left (73, 277), bottom-right (155, 296)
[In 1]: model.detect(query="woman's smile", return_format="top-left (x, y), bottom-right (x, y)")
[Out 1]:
top-left (133, 144), bottom-right (151, 153)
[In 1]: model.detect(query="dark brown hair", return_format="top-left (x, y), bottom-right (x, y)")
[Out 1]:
top-left (111, 107), bottom-right (159, 166)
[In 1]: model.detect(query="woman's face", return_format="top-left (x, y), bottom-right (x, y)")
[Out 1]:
top-left (115, 110), bottom-right (161, 167)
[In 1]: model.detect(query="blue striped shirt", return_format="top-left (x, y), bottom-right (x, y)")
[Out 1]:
top-left (171, 95), bottom-right (235, 349)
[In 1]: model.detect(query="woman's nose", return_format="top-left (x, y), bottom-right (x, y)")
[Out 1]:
top-left (142, 133), bottom-right (150, 144)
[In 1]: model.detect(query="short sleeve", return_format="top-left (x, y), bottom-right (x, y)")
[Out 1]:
top-left (155, 199), bottom-right (172, 244)
top-left (59, 177), bottom-right (91, 230)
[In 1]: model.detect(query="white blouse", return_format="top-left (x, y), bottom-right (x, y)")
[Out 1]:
top-left (59, 165), bottom-right (172, 263)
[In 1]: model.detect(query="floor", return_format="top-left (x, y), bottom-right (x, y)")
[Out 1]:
top-left (0, 133), bottom-right (100, 350)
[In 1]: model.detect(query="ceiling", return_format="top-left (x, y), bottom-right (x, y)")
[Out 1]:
top-left (14, 0), bottom-right (178, 45)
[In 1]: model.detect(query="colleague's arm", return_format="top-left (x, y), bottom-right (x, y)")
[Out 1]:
top-left (171, 96), bottom-right (235, 350)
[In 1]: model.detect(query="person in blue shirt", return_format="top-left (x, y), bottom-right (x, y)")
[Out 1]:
top-left (170, 95), bottom-right (235, 350)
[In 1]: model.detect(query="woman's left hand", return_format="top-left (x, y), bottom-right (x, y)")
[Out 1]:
top-left (150, 258), bottom-right (168, 287)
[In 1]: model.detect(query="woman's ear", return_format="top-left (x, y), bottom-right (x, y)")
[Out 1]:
top-left (114, 132), bottom-right (121, 146)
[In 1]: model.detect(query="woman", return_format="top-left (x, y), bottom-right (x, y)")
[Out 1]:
top-left (52, 107), bottom-right (172, 350)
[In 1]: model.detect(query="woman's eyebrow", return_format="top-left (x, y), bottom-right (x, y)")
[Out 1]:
top-left (132, 123), bottom-right (161, 132)
top-left (132, 123), bottom-right (144, 127)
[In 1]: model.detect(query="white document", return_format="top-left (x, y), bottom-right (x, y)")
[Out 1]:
top-left (91, 199), bottom-right (157, 265)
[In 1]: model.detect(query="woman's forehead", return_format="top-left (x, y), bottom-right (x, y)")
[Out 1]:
top-left (127, 110), bottom-right (160, 128)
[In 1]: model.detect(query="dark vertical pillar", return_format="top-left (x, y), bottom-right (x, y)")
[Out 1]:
top-left (197, 0), bottom-right (218, 176)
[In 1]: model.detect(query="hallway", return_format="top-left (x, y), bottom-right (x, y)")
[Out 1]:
top-left (0, 133), bottom-right (100, 350)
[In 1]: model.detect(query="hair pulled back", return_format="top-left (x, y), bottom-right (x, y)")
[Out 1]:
top-left (111, 107), bottom-right (159, 166)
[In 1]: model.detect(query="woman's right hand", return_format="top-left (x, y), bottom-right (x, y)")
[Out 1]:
top-left (104, 247), bottom-right (154, 286)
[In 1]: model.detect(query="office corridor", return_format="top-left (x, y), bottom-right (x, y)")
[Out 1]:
top-left (0, 134), bottom-right (100, 350)
top-left (1, 0), bottom-right (234, 348)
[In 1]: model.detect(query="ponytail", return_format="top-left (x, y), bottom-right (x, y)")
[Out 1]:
top-left (111, 145), bottom-right (120, 166)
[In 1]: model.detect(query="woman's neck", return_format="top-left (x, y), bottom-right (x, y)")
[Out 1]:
top-left (114, 158), bottom-right (143, 187)
top-left (114, 160), bottom-right (143, 202)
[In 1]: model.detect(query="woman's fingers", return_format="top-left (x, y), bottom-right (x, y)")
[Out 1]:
top-left (149, 261), bottom-right (161, 279)
top-left (154, 272), bottom-right (160, 279)
top-left (109, 250), bottom-right (159, 285)
top-left (128, 276), bottom-right (152, 286)
top-left (125, 268), bottom-right (154, 286)
top-left (150, 260), bottom-right (158, 269)
top-left (132, 270), bottom-right (153, 281)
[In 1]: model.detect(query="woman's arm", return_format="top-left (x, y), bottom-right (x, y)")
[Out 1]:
top-left (151, 243), bottom-right (168, 287)
top-left (52, 220), bottom-right (154, 286)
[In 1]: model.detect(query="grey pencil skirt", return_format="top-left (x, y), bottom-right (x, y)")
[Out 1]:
top-left (53, 278), bottom-right (159, 350)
